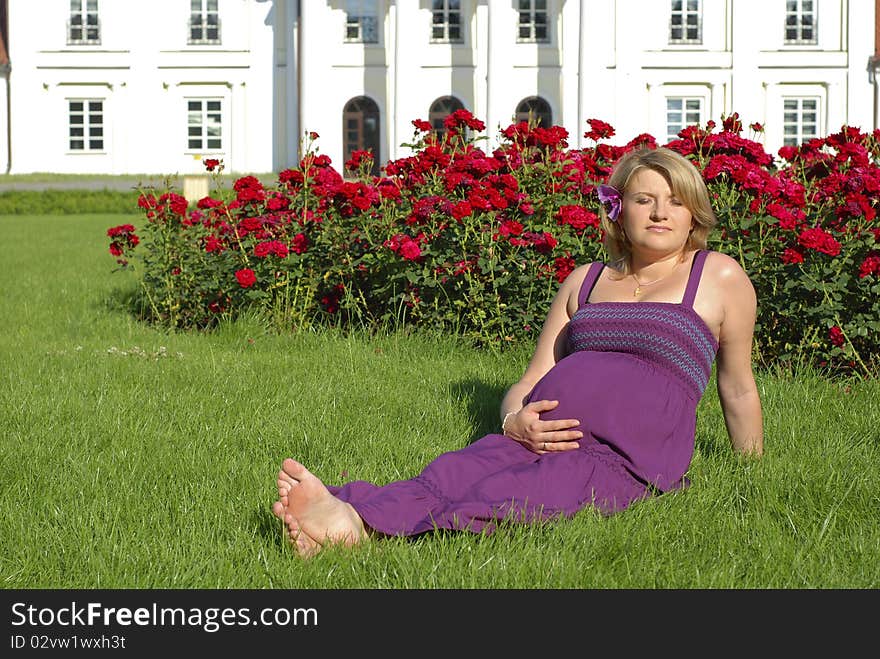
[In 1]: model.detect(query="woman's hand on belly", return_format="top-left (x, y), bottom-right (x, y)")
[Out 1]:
top-left (503, 400), bottom-right (583, 455)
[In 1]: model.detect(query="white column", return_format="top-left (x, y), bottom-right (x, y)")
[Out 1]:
top-left (485, 0), bottom-right (497, 139)
top-left (296, 0), bottom-right (310, 162)
top-left (577, 0), bottom-right (586, 148)
top-left (390, 0), bottom-right (399, 162)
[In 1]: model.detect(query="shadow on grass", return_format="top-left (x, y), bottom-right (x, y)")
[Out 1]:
top-left (100, 280), bottom-right (153, 321)
top-left (449, 378), bottom-right (507, 444)
top-left (252, 504), bottom-right (292, 552)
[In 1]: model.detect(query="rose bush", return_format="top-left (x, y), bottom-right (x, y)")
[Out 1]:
top-left (108, 112), bottom-right (880, 377)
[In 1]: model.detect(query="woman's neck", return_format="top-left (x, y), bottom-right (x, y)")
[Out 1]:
top-left (628, 249), bottom-right (689, 278)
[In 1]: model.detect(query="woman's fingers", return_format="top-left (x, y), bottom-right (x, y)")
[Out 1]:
top-left (525, 399), bottom-right (559, 412)
top-left (526, 400), bottom-right (580, 428)
top-left (541, 418), bottom-right (582, 431)
top-left (539, 439), bottom-right (582, 452)
top-left (519, 399), bottom-right (583, 452)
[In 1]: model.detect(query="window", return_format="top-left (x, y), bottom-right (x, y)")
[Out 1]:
top-left (345, 0), bottom-right (378, 43)
top-left (784, 0), bottom-right (816, 44)
top-left (68, 0), bottom-right (100, 45)
top-left (429, 96), bottom-right (465, 140)
top-left (517, 0), bottom-right (549, 43)
top-left (343, 97), bottom-right (381, 176)
top-left (669, 0), bottom-right (701, 44)
top-left (187, 99), bottom-right (223, 151)
top-left (189, 0), bottom-right (220, 44)
top-left (431, 0), bottom-right (463, 43)
top-left (515, 97), bottom-right (552, 128)
top-left (68, 99), bottom-right (104, 151)
top-left (666, 97), bottom-right (702, 142)
top-left (782, 98), bottom-right (819, 146)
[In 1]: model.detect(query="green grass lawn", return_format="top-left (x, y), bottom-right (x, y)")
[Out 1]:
top-left (1, 214), bottom-right (878, 589)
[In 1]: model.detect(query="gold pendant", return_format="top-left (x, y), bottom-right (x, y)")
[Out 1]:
top-left (633, 286), bottom-right (641, 297)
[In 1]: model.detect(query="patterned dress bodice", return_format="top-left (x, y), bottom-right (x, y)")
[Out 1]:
top-left (567, 301), bottom-right (718, 399)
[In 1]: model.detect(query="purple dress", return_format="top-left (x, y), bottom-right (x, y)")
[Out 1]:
top-left (327, 250), bottom-right (719, 536)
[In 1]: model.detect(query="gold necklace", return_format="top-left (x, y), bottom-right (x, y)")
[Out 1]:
top-left (631, 262), bottom-right (680, 297)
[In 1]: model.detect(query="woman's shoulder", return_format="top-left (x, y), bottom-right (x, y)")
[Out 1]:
top-left (700, 250), bottom-right (757, 300)
top-left (701, 250), bottom-right (750, 281)
top-left (563, 260), bottom-right (604, 282)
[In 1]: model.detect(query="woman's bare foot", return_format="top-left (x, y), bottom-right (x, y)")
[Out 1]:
top-left (272, 469), bottom-right (321, 557)
top-left (272, 458), bottom-right (368, 556)
top-left (272, 486), bottom-right (321, 558)
top-left (272, 501), bottom-right (319, 557)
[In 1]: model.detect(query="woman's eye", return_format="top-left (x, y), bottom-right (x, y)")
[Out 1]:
top-left (670, 199), bottom-right (683, 206)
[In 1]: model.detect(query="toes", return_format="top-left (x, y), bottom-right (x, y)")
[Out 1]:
top-left (278, 469), bottom-right (297, 488)
top-left (271, 501), bottom-right (286, 520)
top-left (281, 458), bottom-right (309, 481)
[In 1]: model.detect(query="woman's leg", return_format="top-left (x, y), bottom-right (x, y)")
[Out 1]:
top-left (273, 434), bottom-right (534, 553)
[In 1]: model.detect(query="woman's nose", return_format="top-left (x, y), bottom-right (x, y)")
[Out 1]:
top-left (650, 202), bottom-right (667, 219)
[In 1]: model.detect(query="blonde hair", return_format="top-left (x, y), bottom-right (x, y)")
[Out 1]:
top-left (599, 147), bottom-right (717, 271)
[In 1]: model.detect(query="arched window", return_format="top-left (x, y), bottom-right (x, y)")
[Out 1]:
top-left (515, 96), bottom-right (552, 128)
top-left (428, 96), bottom-right (465, 141)
top-left (342, 96), bottom-right (381, 176)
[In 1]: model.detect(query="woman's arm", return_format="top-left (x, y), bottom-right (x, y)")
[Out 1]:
top-left (713, 255), bottom-right (764, 456)
top-left (499, 264), bottom-right (588, 452)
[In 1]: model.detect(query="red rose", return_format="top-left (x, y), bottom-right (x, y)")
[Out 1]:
top-left (780, 248), bottom-right (804, 265)
top-left (797, 227), bottom-right (841, 257)
top-left (412, 119), bottom-right (433, 133)
top-left (497, 220), bottom-right (524, 237)
top-left (584, 118), bottom-right (615, 141)
top-left (137, 194), bottom-right (157, 210)
top-left (291, 233), bottom-right (309, 254)
top-left (204, 235), bottom-right (224, 253)
top-left (203, 158), bottom-right (221, 172)
top-left (554, 256), bottom-right (576, 283)
top-left (235, 268), bottom-right (257, 288)
top-left (858, 254), bottom-right (880, 278)
top-left (399, 237), bottom-right (422, 261)
top-left (159, 192), bottom-right (189, 216)
top-left (254, 240), bottom-right (289, 259)
top-left (829, 326), bottom-right (845, 348)
top-left (557, 205), bottom-right (599, 231)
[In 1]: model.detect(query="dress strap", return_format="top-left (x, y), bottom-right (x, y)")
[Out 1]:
top-left (682, 250), bottom-right (708, 308)
top-left (577, 261), bottom-right (606, 307)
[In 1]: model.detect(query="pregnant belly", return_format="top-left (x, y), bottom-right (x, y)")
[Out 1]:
top-left (525, 350), bottom-right (686, 448)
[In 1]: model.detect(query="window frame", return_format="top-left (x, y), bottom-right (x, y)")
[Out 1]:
top-left (428, 96), bottom-right (465, 141)
top-left (668, 0), bottom-right (702, 45)
top-left (665, 96), bottom-right (703, 143)
top-left (782, 97), bottom-right (820, 146)
top-left (67, 98), bottom-right (105, 153)
top-left (68, 0), bottom-right (101, 46)
top-left (783, 0), bottom-right (817, 45)
top-left (516, 0), bottom-right (550, 44)
top-left (430, 0), bottom-right (464, 44)
top-left (344, 0), bottom-right (379, 44)
top-left (188, 0), bottom-right (221, 45)
top-left (342, 96), bottom-right (381, 177)
top-left (186, 98), bottom-right (224, 153)
top-left (515, 96), bottom-right (553, 128)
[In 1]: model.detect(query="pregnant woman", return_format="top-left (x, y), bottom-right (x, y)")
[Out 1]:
top-left (272, 146), bottom-right (764, 557)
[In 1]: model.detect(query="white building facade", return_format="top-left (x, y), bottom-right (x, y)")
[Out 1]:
top-left (1, 0), bottom-right (876, 176)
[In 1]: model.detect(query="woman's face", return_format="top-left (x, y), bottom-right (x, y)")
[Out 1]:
top-left (620, 168), bottom-right (694, 258)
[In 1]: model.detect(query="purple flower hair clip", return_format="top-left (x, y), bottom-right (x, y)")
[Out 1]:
top-left (597, 184), bottom-right (622, 222)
